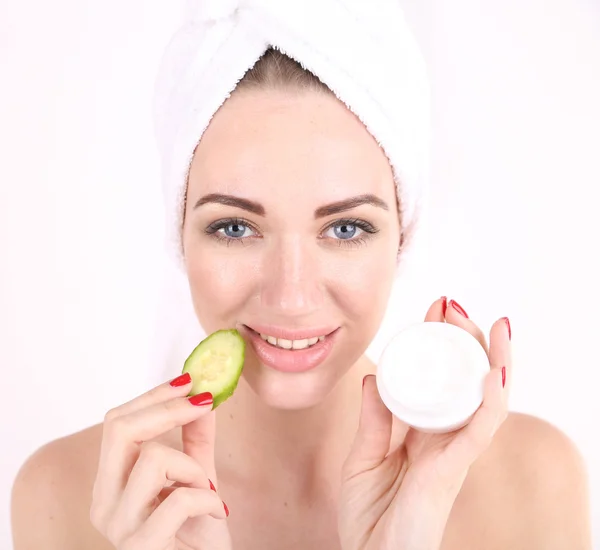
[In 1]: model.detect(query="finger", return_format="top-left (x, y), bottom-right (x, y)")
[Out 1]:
top-left (105, 393), bottom-right (214, 445)
top-left (111, 442), bottom-right (211, 542)
top-left (104, 374), bottom-right (194, 420)
top-left (424, 296), bottom-right (447, 322)
top-left (488, 316), bottom-right (512, 407)
top-left (124, 488), bottom-right (227, 550)
top-left (443, 366), bottom-right (504, 467)
top-left (93, 392), bottom-right (213, 527)
top-left (182, 411), bottom-right (217, 483)
top-left (445, 299), bottom-right (489, 355)
top-left (342, 375), bottom-right (393, 480)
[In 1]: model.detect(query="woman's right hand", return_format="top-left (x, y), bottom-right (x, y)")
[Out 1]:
top-left (90, 373), bottom-right (232, 550)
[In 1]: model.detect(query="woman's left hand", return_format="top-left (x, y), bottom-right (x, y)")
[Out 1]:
top-left (338, 297), bottom-right (512, 550)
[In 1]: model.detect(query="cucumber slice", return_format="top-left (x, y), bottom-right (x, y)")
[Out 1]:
top-left (182, 329), bottom-right (245, 409)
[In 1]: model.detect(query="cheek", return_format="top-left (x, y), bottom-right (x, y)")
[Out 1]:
top-left (185, 246), bottom-right (260, 328)
top-left (325, 240), bottom-right (398, 318)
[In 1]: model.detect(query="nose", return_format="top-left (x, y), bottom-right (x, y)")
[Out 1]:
top-left (259, 235), bottom-right (324, 316)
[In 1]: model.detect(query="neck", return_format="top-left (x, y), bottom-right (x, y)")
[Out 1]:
top-left (215, 356), bottom-right (375, 499)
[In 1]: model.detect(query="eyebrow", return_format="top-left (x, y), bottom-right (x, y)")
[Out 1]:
top-left (193, 193), bottom-right (389, 218)
top-left (314, 194), bottom-right (389, 218)
top-left (193, 193), bottom-right (265, 216)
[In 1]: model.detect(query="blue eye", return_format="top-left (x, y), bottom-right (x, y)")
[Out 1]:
top-left (221, 223), bottom-right (253, 239)
top-left (205, 218), bottom-right (259, 245)
top-left (325, 224), bottom-right (362, 240)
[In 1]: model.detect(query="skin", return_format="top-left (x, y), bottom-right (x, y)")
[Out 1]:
top-left (11, 88), bottom-right (592, 550)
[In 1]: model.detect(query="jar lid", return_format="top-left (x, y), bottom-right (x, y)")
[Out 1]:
top-left (376, 322), bottom-right (489, 431)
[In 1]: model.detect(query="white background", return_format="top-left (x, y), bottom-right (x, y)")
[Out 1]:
top-left (1, 0), bottom-right (599, 548)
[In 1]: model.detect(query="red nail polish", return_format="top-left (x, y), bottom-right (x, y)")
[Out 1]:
top-left (449, 299), bottom-right (469, 318)
top-left (223, 501), bottom-right (229, 517)
top-left (209, 479), bottom-right (216, 492)
top-left (441, 296), bottom-right (448, 317)
top-left (170, 373), bottom-right (191, 387)
top-left (188, 392), bottom-right (213, 407)
top-left (504, 317), bottom-right (512, 341)
top-left (502, 366), bottom-right (506, 388)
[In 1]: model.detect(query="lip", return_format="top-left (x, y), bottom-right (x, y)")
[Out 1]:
top-left (237, 324), bottom-right (340, 373)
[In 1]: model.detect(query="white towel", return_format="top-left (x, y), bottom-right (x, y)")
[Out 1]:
top-left (152, 0), bottom-right (431, 270)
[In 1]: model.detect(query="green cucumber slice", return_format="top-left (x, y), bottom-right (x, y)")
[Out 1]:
top-left (182, 329), bottom-right (245, 409)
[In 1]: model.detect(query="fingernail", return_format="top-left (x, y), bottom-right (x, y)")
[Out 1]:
top-left (503, 317), bottom-right (512, 341)
top-left (209, 479), bottom-right (216, 492)
top-left (449, 299), bottom-right (469, 318)
top-left (362, 374), bottom-right (374, 388)
top-left (502, 366), bottom-right (506, 388)
top-left (223, 501), bottom-right (229, 517)
top-left (188, 392), bottom-right (213, 407)
top-left (441, 296), bottom-right (448, 316)
top-left (170, 373), bottom-right (191, 387)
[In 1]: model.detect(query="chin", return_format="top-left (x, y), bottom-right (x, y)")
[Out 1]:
top-left (240, 349), bottom-right (357, 411)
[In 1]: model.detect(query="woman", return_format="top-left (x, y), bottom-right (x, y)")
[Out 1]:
top-left (11, 4), bottom-right (591, 550)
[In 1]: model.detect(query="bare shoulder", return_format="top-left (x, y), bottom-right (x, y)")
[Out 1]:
top-left (491, 412), bottom-right (589, 497)
top-left (447, 412), bottom-right (592, 550)
top-left (10, 423), bottom-right (113, 550)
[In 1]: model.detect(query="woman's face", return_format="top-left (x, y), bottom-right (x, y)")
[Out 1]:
top-left (182, 88), bottom-right (401, 409)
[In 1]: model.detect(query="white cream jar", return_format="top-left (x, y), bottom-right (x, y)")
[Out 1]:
top-left (376, 321), bottom-right (489, 433)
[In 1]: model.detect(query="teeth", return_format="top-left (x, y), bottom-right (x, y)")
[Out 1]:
top-left (292, 339), bottom-right (308, 350)
top-left (259, 333), bottom-right (326, 350)
top-left (277, 338), bottom-right (293, 349)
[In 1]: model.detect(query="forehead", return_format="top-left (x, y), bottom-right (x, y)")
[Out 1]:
top-left (188, 88), bottom-right (396, 201)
